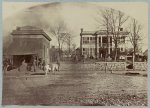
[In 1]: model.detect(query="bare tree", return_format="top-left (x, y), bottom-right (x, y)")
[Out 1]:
top-left (128, 18), bottom-right (142, 57)
top-left (109, 9), bottom-right (129, 61)
top-left (49, 20), bottom-right (70, 57)
top-left (96, 8), bottom-right (129, 61)
top-left (59, 33), bottom-right (68, 50)
top-left (65, 33), bottom-right (72, 53)
top-left (66, 33), bottom-right (75, 53)
top-left (98, 9), bottom-right (110, 60)
top-left (72, 43), bottom-right (76, 51)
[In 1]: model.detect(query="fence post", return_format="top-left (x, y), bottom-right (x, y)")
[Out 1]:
top-left (125, 56), bottom-right (127, 71)
top-left (105, 62), bottom-right (107, 73)
top-left (133, 53), bottom-right (135, 71)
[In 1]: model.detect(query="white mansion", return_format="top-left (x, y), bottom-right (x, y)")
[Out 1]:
top-left (80, 28), bottom-right (129, 60)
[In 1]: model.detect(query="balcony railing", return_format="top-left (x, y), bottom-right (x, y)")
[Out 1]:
top-left (99, 43), bottom-right (112, 48)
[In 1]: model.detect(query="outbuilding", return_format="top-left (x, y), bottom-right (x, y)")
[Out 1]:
top-left (5, 26), bottom-right (51, 67)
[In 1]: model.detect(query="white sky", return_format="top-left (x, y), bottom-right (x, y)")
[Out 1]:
top-left (3, 2), bottom-right (148, 23)
top-left (3, 2), bottom-right (148, 51)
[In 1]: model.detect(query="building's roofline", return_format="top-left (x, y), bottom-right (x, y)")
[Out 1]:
top-left (80, 31), bottom-right (96, 35)
top-left (11, 26), bottom-right (52, 41)
top-left (81, 30), bottom-right (129, 36)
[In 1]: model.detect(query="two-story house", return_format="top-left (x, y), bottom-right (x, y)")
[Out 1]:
top-left (80, 28), bottom-right (129, 60)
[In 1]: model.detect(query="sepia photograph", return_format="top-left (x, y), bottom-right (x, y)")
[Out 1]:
top-left (2, 1), bottom-right (148, 106)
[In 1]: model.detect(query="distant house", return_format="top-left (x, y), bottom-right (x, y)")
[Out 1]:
top-left (80, 28), bottom-right (129, 60)
top-left (4, 26), bottom-right (51, 67)
top-left (143, 49), bottom-right (148, 61)
top-left (143, 49), bottom-right (148, 57)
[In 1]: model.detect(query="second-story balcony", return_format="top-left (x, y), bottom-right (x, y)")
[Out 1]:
top-left (99, 43), bottom-right (112, 48)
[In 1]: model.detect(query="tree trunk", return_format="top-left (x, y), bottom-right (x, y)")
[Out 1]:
top-left (114, 42), bottom-right (118, 61)
top-left (133, 46), bottom-right (136, 62)
top-left (58, 43), bottom-right (61, 60)
top-left (114, 49), bottom-right (117, 61)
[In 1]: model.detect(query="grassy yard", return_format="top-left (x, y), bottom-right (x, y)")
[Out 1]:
top-left (2, 69), bottom-right (147, 106)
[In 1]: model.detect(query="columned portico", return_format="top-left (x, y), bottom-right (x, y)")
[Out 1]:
top-left (80, 28), bottom-right (129, 60)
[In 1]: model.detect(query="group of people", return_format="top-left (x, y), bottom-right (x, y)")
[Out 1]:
top-left (26, 57), bottom-right (46, 72)
top-left (27, 56), bottom-right (60, 73)
top-left (3, 55), bottom-right (61, 74)
top-left (3, 58), bottom-right (12, 72)
top-left (37, 58), bottom-right (46, 71)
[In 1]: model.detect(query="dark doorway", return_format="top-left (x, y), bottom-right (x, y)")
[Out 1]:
top-left (99, 48), bottom-right (107, 59)
top-left (13, 55), bottom-right (33, 67)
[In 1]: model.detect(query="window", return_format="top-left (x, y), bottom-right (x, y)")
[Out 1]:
top-left (102, 37), bottom-right (108, 43)
top-left (89, 37), bottom-right (95, 44)
top-left (83, 37), bottom-right (89, 44)
top-left (83, 48), bottom-right (90, 56)
top-left (120, 47), bottom-right (124, 52)
top-left (118, 36), bottom-right (125, 43)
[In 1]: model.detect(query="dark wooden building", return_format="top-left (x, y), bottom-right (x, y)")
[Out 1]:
top-left (5, 26), bottom-right (51, 67)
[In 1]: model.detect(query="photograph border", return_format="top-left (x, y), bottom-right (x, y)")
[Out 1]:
top-left (0, 0), bottom-right (149, 108)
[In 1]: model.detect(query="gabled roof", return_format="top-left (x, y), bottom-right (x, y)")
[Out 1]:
top-left (11, 26), bottom-right (52, 41)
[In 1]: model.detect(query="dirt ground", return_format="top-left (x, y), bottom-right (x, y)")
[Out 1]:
top-left (2, 69), bottom-right (147, 106)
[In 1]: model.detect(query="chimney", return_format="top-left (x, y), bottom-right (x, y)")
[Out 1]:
top-left (81, 28), bottom-right (83, 33)
top-left (16, 27), bottom-right (21, 30)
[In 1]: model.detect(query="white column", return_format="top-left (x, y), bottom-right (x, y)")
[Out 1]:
top-left (97, 36), bottom-right (99, 58)
top-left (101, 36), bottom-right (102, 47)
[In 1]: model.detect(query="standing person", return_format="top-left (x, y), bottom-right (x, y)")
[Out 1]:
top-left (75, 54), bottom-right (78, 63)
top-left (3, 59), bottom-right (8, 72)
top-left (42, 60), bottom-right (46, 71)
top-left (32, 56), bottom-right (37, 72)
top-left (38, 58), bottom-right (42, 69)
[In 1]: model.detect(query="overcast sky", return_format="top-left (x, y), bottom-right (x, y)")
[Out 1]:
top-left (3, 2), bottom-right (148, 52)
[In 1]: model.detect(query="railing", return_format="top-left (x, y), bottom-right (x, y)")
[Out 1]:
top-left (99, 43), bottom-right (112, 48)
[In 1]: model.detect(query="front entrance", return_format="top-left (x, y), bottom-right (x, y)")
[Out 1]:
top-left (99, 48), bottom-right (107, 59)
